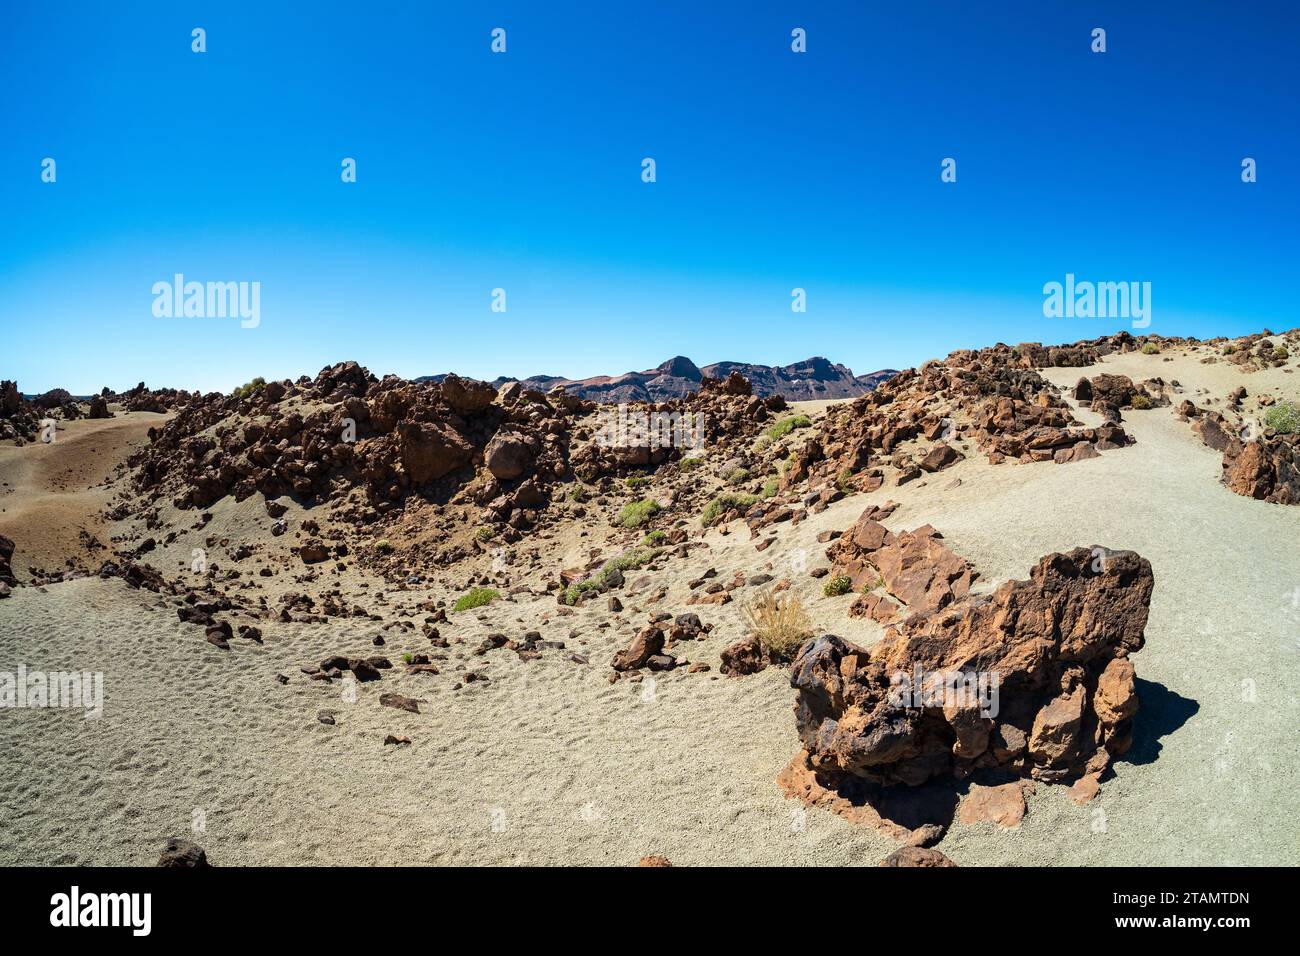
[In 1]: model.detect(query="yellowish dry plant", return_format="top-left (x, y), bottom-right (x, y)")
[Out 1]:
top-left (741, 589), bottom-right (813, 662)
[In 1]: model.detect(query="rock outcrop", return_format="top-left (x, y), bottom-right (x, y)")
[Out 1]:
top-left (789, 520), bottom-right (1153, 794)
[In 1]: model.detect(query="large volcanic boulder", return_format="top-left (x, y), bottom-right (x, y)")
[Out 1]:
top-left (87, 395), bottom-right (113, 419)
top-left (397, 420), bottom-right (472, 485)
top-left (790, 544), bottom-right (1153, 789)
top-left (484, 431), bottom-right (536, 480)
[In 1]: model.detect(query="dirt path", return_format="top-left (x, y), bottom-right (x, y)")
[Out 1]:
top-left (0, 412), bottom-right (167, 579)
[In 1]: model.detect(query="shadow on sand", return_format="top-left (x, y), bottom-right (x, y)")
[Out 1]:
top-left (1123, 678), bottom-right (1199, 766)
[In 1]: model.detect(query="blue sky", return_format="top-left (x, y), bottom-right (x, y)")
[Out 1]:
top-left (2, 1), bottom-right (1297, 393)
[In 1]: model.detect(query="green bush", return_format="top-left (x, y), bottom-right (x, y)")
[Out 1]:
top-left (618, 498), bottom-right (660, 528)
top-left (374, 538), bottom-right (395, 553)
top-left (761, 476), bottom-right (780, 498)
top-left (836, 468), bottom-right (855, 493)
top-left (1273, 347), bottom-right (1289, 361)
top-left (401, 652), bottom-right (414, 664)
top-left (1264, 401), bottom-right (1300, 435)
top-left (678, 455), bottom-right (705, 473)
top-left (231, 376), bottom-right (267, 399)
top-left (1222, 344), bottom-right (1237, 355)
top-left (453, 587), bottom-right (500, 612)
top-left (1131, 394), bottom-right (1152, 410)
top-left (562, 547), bottom-right (662, 605)
top-left (474, 526), bottom-right (496, 542)
top-left (625, 475), bottom-right (650, 489)
top-left (766, 415), bottom-right (812, 441)
top-left (569, 485), bottom-right (589, 503)
top-left (642, 530), bottom-right (667, 546)
top-left (701, 492), bottom-right (760, 526)
top-left (1141, 343), bottom-right (1160, 355)
top-left (823, 575), bottom-right (853, 597)
top-left (725, 466), bottom-right (750, 485)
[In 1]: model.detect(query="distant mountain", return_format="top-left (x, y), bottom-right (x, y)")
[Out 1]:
top-left (418, 356), bottom-right (897, 402)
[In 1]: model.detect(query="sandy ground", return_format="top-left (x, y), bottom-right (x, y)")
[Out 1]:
top-left (1, 349), bottom-right (1297, 865)
top-left (0, 411), bottom-right (167, 579)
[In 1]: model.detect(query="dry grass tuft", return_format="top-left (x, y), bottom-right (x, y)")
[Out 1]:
top-left (741, 589), bottom-right (813, 662)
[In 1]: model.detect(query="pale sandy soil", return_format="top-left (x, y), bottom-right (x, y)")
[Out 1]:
top-left (1, 348), bottom-right (1297, 865)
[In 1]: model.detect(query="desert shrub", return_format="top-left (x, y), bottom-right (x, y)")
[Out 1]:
top-left (1264, 401), bottom-right (1300, 434)
top-left (701, 492), bottom-right (760, 526)
top-left (1131, 394), bottom-right (1152, 410)
top-left (725, 466), bottom-right (750, 485)
top-left (618, 499), bottom-right (660, 528)
top-left (1222, 344), bottom-right (1237, 355)
top-left (836, 468), bottom-right (855, 493)
top-left (474, 526), bottom-right (496, 542)
top-left (678, 455), bottom-right (705, 473)
top-left (569, 485), bottom-right (589, 503)
top-left (766, 415), bottom-right (812, 441)
top-left (822, 575), bottom-right (853, 597)
top-left (401, 652), bottom-right (413, 665)
top-left (762, 476), bottom-right (780, 498)
top-left (752, 435), bottom-right (772, 454)
top-left (642, 530), bottom-right (667, 546)
top-left (562, 547), bottom-right (662, 605)
top-left (1141, 343), bottom-right (1160, 355)
top-left (453, 587), bottom-right (499, 612)
top-left (1273, 347), bottom-right (1289, 361)
top-left (625, 475), bottom-right (650, 489)
top-left (374, 539), bottom-right (395, 553)
top-left (231, 376), bottom-right (266, 399)
top-left (742, 590), bottom-right (813, 662)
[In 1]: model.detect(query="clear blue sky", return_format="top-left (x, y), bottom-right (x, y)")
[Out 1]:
top-left (2, 1), bottom-right (1296, 394)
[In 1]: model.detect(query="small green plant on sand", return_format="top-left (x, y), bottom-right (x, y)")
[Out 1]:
top-left (1141, 342), bottom-right (1160, 355)
top-left (474, 526), bottom-right (496, 542)
top-left (618, 499), bottom-right (660, 528)
top-left (823, 575), bottom-right (853, 597)
top-left (762, 476), bottom-right (780, 498)
top-left (625, 475), bottom-right (650, 490)
top-left (562, 547), bottom-right (662, 605)
top-left (678, 455), bottom-right (704, 473)
top-left (765, 415), bottom-right (812, 441)
top-left (453, 587), bottom-right (499, 612)
top-left (401, 652), bottom-right (414, 665)
top-left (725, 466), bottom-right (750, 485)
top-left (1131, 394), bottom-right (1152, 410)
top-left (642, 530), bottom-right (667, 546)
top-left (1264, 401), bottom-right (1300, 435)
top-left (701, 492), bottom-right (760, 526)
top-left (374, 539), bottom-right (395, 554)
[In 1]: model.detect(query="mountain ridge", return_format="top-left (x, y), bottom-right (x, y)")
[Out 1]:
top-left (417, 356), bottom-right (897, 402)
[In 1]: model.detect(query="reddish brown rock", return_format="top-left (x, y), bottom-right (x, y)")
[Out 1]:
top-left (879, 846), bottom-right (956, 867)
top-left (790, 539), bottom-right (1153, 789)
top-left (958, 781), bottom-right (1033, 829)
top-left (610, 625), bottom-right (665, 670)
top-left (719, 633), bottom-right (768, 676)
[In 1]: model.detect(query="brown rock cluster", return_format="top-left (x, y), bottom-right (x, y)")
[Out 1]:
top-left (800, 343), bottom-right (1132, 494)
top-left (129, 362), bottom-right (578, 521)
top-left (1185, 404), bottom-right (1300, 505)
top-left (788, 511), bottom-right (1153, 796)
